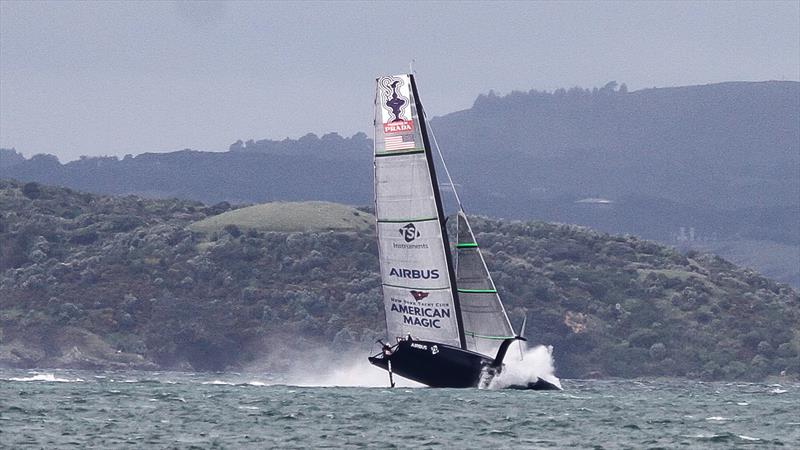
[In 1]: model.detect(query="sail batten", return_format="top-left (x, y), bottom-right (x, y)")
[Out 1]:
top-left (465, 332), bottom-right (516, 340)
top-left (382, 283), bottom-right (451, 291)
top-left (458, 289), bottom-right (498, 293)
top-left (377, 217), bottom-right (438, 223)
top-left (375, 149), bottom-right (426, 157)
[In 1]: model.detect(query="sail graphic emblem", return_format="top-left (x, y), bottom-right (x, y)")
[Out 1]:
top-left (399, 223), bottom-right (421, 243)
top-left (382, 79), bottom-right (407, 123)
top-left (410, 290), bottom-right (429, 301)
top-left (380, 76), bottom-right (414, 134)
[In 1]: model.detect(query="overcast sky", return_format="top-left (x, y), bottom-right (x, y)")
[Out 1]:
top-left (1, 1), bottom-right (798, 161)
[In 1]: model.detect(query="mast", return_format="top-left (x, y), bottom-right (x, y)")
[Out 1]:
top-left (409, 74), bottom-right (467, 350)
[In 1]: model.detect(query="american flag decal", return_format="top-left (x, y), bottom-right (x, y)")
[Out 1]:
top-left (384, 134), bottom-right (416, 151)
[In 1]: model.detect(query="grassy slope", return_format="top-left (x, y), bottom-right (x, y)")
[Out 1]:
top-left (188, 201), bottom-right (374, 233)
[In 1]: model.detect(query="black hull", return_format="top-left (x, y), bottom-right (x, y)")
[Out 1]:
top-left (369, 340), bottom-right (490, 388)
top-left (368, 340), bottom-right (559, 390)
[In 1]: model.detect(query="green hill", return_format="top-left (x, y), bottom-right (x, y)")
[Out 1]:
top-left (188, 201), bottom-right (373, 233)
top-left (1, 180), bottom-right (797, 380)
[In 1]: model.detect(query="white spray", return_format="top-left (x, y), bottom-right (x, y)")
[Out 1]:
top-left (485, 344), bottom-right (562, 390)
top-left (253, 345), bottom-right (422, 388)
top-left (287, 354), bottom-right (423, 388)
top-left (244, 340), bottom-right (558, 389)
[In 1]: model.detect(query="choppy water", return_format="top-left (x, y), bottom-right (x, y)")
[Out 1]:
top-left (1, 368), bottom-right (797, 448)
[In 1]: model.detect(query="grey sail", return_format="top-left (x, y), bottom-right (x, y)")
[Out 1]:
top-left (455, 211), bottom-right (515, 356)
top-left (373, 74), bottom-right (462, 348)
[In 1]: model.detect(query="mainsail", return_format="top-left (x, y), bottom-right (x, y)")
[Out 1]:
top-left (373, 74), bottom-right (465, 349)
top-left (455, 211), bottom-right (515, 356)
top-left (374, 74), bottom-right (516, 358)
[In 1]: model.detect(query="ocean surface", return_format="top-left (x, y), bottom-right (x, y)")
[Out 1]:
top-left (1, 368), bottom-right (797, 448)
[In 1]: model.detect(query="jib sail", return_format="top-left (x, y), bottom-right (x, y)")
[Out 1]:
top-left (373, 74), bottom-right (464, 349)
top-left (455, 211), bottom-right (515, 356)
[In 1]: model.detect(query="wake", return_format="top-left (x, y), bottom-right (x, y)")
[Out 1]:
top-left (7, 372), bottom-right (84, 383)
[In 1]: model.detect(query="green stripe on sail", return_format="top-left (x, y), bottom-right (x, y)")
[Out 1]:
top-left (458, 288), bottom-right (498, 294)
top-left (465, 331), bottom-right (515, 340)
top-left (375, 149), bottom-right (425, 157)
top-left (456, 242), bottom-right (478, 248)
top-left (382, 283), bottom-right (450, 291)
top-left (377, 217), bottom-right (437, 223)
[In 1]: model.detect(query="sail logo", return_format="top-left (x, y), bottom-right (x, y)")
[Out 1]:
top-left (399, 223), bottom-right (420, 242)
top-left (379, 76), bottom-right (414, 134)
top-left (384, 121), bottom-right (413, 134)
top-left (410, 290), bottom-right (429, 301)
top-left (392, 223), bottom-right (429, 249)
top-left (391, 303), bottom-right (451, 329)
top-left (389, 267), bottom-right (439, 279)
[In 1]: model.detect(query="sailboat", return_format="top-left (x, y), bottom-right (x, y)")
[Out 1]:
top-left (368, 73), bottom-right (561, 390)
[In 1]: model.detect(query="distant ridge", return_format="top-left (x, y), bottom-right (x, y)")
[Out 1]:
top-left (2, 80), bottom-right (798, 286)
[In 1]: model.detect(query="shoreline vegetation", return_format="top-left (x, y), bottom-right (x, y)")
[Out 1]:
top-left (1, 179), bottom-right (797, 381)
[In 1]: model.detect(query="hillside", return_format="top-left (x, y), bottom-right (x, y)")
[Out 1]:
top-left (1, 180), bottom-right (797, 380)
top-left (2, 81), bottom-right (797, 287)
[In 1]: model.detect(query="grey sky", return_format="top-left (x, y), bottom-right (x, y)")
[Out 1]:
top-left (1, 1), bottom-right (798, 161)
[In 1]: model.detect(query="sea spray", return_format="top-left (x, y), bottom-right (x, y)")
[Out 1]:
top-left (485, 344), bottom-right (562, 390)
top-left (282, 346), bottom-right (559, 389)
top-left (242, 340), bottom-right (556, 389)
top-left (284, 352), bottom-right (422, 388)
